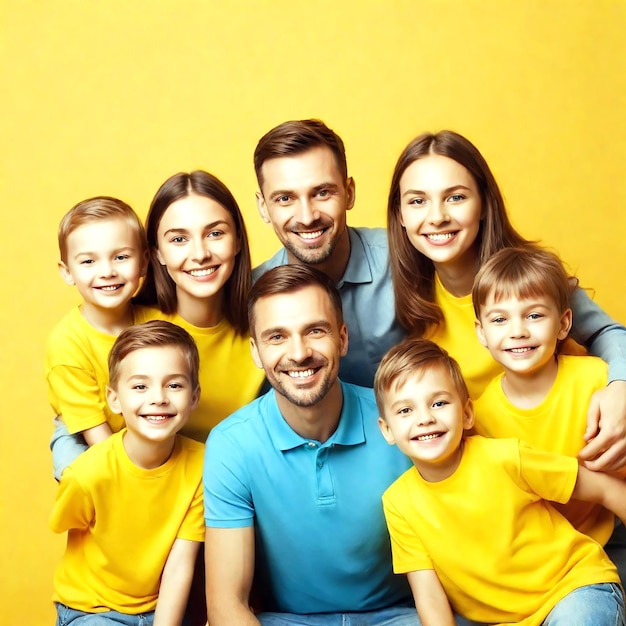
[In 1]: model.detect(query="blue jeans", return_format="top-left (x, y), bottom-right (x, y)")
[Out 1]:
top-left (543, 583), bottom-right (625, 625)
top-left (606, 520), bottom-right (626, 586)
top-left (55, 603), bottom-right (154, 626)
top-left (50, 417), bottom-right (88, 481)
top-left (258, 605), bottom-right (473, 625)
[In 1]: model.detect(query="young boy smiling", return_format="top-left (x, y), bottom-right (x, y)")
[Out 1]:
top-left (51, 320), bottom-right (204, 626)
top-left (47, 196), bottom-right (150, 479)
top-left (374, 337), bottom-right (626, 626)
top-left (472, 246), bottom-right (621, 556)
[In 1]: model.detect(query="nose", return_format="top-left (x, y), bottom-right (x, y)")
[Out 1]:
top-left (150, 386), bottom-right (168, 405)
top-left (286, 335), bottom-right (312, 363)
top-left (510, 317), bottom-right (529, 338)
top-left (99, 259), bottom-right (117, 278)
top-left (294, 198), bottom-right (319, 225)
top-left (416, 409), bottom-right (436, 427)
top-left (426, 200), bottom-right (449, 226)
top-left (191, 236), bottom-right (210, 263)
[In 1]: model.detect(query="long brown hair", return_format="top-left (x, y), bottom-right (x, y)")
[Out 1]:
top-left (387, 130), bottom-right (528, 336)
top-left (135, 170), bottom-right (252, 335)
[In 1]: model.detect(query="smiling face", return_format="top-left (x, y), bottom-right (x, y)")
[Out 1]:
top-left (155, 193), bottom-right (240, 319)
top-left (256, 146), bottom-right (354, 269)
top-left (250, 284), bottom-right (348, 409)
top-left (378, 365), bottom-right (474, 482)
top-left (107, 345), bottom-right (199, 446)
top-left (58, 217), bottom-right (145, 315)
top-left (399, 154), bottom-right (482, 278)
top-left (475, 292), bottom-right (572, 378)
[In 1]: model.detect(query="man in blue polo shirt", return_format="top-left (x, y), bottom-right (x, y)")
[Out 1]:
top-left (251, 118), bottom-right (405, 388)
top-left (203, 265), bottom-right (419, 625)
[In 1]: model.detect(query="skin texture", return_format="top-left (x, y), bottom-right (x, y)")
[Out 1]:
top-left (256, 146), bottom-right (355, 283)
top-left (156, 193), bottom-right (240, 327)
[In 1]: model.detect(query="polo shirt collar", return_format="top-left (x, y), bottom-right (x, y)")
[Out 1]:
top-left (338, 227), bottom-right (373, 287)
top-left (266, 382), bottom-right (366, 451)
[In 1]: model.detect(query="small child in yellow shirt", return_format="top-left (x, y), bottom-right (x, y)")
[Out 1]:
top-left (46, 196), bottom-right (148, 479)
top-left (51, 320), bottom-right (205, 626)
top-left (375, 337), bottom-right (626, 626)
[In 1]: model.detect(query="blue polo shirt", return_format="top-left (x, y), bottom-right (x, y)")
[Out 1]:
top-left (252, 227), bottom-right (406, 388)
top-left (203, 382), bottom-right (413, 614)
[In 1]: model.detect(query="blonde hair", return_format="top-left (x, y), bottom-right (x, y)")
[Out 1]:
top-left (58, 196), bottom-right (146, 264)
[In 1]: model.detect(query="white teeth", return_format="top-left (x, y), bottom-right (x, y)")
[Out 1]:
top-left (416, 433), bottom-right (441, 441)
top-left (288, 369), bottom-right (315, 378)
top-left (426, 233), bottom-right (454, 241)
top-left (189, 268), bottom-right (217, 277)
top-left (509, 347), bottom-right (534, 353)
top-left (143, 415), bottom-right (171, 421)
top-left (99, 285), bottom-right (121, 291)
top-left (299, 230), bottom-right (324, 240)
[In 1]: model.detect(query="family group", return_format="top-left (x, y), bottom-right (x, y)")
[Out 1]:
top-left (47, 119), bottom-right (626, 626)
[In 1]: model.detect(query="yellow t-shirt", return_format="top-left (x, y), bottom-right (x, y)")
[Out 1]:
top-left (46, 305), bottom-right (147, 434)
top-left (383, 436), bottom-right (618, 625)
top-left (428, 274), bottom-right (586, 399)
top-left (138, 308), bottom-right (265, 442)
top-left (50, 430), bottom-right (205, 614)
top-left (474, 355), bottom-right (612, 544)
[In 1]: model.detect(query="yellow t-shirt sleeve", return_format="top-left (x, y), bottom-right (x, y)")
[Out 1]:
top-left (176, 480), bottom-right (205, 543)
top-left (50, 466), bottom-right (94, 533)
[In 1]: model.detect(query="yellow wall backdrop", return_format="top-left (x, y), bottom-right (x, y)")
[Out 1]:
top-left (1, 1), bottom-right (624, 623)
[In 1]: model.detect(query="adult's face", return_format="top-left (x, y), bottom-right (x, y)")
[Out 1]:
top-left (256, 146), bottom-right (354, 266)
top-left (250, 284), bottom-right (348, 408)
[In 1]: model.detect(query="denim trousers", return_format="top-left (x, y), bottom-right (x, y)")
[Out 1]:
top-left (55, 603), bottom-right (155, 626)
top-left (50, 417), bottom-right (88, 481)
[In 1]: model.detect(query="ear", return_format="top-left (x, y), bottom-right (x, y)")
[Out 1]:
top-left (339, 322), bottom-right (349, 357)
top-left (155, 246), bottom-right (166, 266)
top-left (462, 398), bottom-right (475, 431)
top-left (256, 191), bottom-right (271, 224)
top-left (58, 261), bottom-right (75, 286)
top-left (345, 177), bottom-right (355, 211)
top-left (250, 337), bottom-right (264, 370)
top-left (558, 308), bottom-right (573, 340)
top-left (190, 385), bottom-right (201, 411)
top-left (378, 417), bottom-right (396, 446)
top-left (475, 318), bottom-right (488, 348)
top-left (106, 386), bottom-right (123, 414)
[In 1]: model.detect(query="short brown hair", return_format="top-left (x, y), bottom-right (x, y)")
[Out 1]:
top-left (248, 265), bottom-right (343, 338)
top-left (254, 119), bottom-right (348, 188)
top-left (134, 170), bottom-right (252, 336)
top-left (374, 338), bottom-right (470, 417)
top-left (387, 130), bottom-right (529, 336)
top-left (108, 320), bottom-right (200, 390)
top-left (58, 196), bottom-right (146, 264)
top-left (472, 245), bottom-right (577, 319)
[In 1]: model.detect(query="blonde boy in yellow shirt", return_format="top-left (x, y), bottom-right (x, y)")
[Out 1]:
top-left (375, 338), bottom-right (626, 626)
top-left (47, 196), bottom-right (149, 479)
top-left (51, 320), bottom-right (204, 626)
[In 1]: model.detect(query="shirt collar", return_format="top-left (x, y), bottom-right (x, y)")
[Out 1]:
top-left (338, 227), bottom-right (373, 287)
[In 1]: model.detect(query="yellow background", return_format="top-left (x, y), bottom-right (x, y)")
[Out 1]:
top-left (1, 1), bottom-right (624, 623)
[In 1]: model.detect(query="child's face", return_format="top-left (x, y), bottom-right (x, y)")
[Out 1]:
top-left (378, 365), bottom-right (474, 481)
top-left (59, 218), bottom-right (145, 312)
top-left (475, 292), bottom-right (572, 377)
top-left (107, 345), bottom-right (199, 444)
top-left (398, 154), bottom-right (482, 275)
top-left (155, 194), bottom-right (240, 314)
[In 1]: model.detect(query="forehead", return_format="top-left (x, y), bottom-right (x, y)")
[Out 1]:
top-left (400, 154), bottom-right (477, 192)
top-left (157, 194), bottom-right (234, 232)
top-left (252, 285), bottom-right (339, 333)
top-left (116, 345), bottom-right (190, 378)
top-left (483, 288), bottom-right (557, 309)
top-left (66, 217), bottom-right (138, 252)
top-left (388, 364), bottom-right (461, 400)
top-left (260, 146), bottom-right (344, 193)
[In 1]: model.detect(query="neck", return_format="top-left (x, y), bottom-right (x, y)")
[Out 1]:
top-left (415, 439), bottom-right (465, 482)
top-left (434, 247), bottom-right (480, 297)
top-left (176, 290), bottom-right (223, 328)
top-left (80, 303), bottom-right (133, 335)
top-left (122, 430), bottom-right (176, 470)
top-left (501, 357), bottom-right (559, 409)
top-left (276, 380), bottom-right (344, 443)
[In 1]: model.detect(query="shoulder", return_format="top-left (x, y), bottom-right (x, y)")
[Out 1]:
top-left (349, 226), bottom-right (388, 248)
top-left (207, 395), bottom-right (269, 445)
top-left (559, 354), bottom-right (608, 380)
top-left (46, 307), bottom-right (90, 345)
top-left (65, 433), bottom-right (121, 484)
top-left (252, 248), bottom-right (288, 282)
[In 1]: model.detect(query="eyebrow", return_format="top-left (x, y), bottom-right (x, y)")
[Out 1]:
top-left (73, 245), bottom-right (136, 258)
top-left (269, 182), bottom-right (340, 199)
top-left (162, 220), bottom-right (229, 236)
top-left (259, 319), bottom-right (333, 339)
top-left (401, 184), bottom-right (472, 199)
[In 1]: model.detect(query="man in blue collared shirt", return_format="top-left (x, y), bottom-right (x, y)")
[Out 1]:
top-left (203, 265), bottom-right (424, 626)
top-left (251, 119), bottom-right (405, 387)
